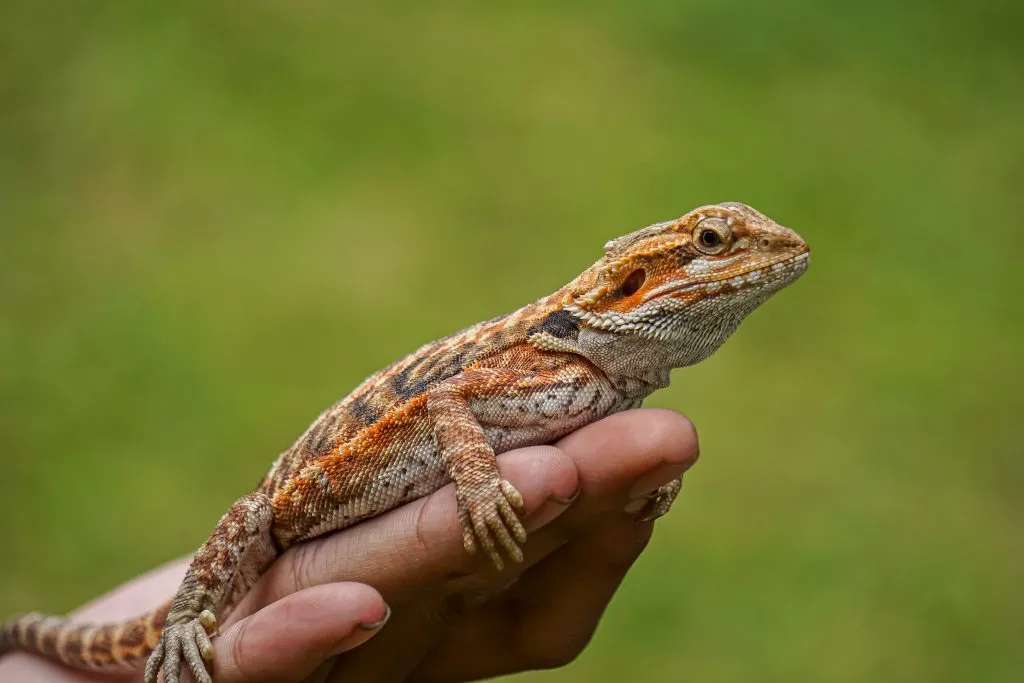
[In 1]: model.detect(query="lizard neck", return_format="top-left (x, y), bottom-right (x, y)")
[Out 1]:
top-left (524, 294), bottom-right (673, 400)
top-left (574, 328), bottom-right (673, 397)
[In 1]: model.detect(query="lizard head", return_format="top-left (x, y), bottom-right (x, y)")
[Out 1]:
top-left (559, 202), bottom-right (809, 379)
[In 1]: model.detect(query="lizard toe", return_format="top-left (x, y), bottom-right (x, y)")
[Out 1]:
top-left (634, 476), bottom-right (683, 523)
top-left (459, 478), bottom-right (527, 570)
top-left (459, 507), bottom-right (479, 555)
top-left (480, 529), bottom-right (505, 570)
top-left (163, 632), bottom-right (182, 683)
top-left (469, 512), bottom-right (502, 570)
top-left (181, 630), bottom-right (211, 683)
top-left (500, 479), bottom-right (525, 515)
top-left (143, 640), bottom-right (165, 683)
top-left (497, 490), bottom-right (527, 545)
top-left (146, 613), bottom-right (218, 683)
top-left (486, 513), bottom-right (523, 564)
top-left (193, 620), bottom-right (214, 661)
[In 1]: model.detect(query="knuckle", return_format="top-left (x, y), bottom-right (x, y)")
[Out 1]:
top-left (287, 541), bottom-right (325, 593)
top-left (228, 617), bottom-right (258, 682)
top-left (411, 498), bottom-right (433, 557)
top-left (644, 408), bottom-right (700, 467)
top-left (521, 632), bottom-right (591, 670)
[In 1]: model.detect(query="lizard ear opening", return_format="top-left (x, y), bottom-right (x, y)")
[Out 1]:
top-left (621, 269), bottom-right (646, 296)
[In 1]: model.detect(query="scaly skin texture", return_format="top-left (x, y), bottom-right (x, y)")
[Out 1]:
top-left (1, 202), bottom-right (809, 682)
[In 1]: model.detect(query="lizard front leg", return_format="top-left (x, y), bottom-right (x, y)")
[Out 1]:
top-left (426, 366), bottom-right (599, 570)
top-left (427, 369), bottom-right (546, 571)
top-left (144, 492), bottom-right (277, 683)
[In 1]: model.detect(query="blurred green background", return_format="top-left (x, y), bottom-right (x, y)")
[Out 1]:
top-left (1, 1), bottom-right (1021, 681)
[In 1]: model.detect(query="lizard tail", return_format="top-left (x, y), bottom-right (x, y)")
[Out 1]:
top-left (0, 599), bottom-right (170, 671)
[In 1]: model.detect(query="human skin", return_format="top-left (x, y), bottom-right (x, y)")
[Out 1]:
top-left (0, 409), bottom-right (698, 683)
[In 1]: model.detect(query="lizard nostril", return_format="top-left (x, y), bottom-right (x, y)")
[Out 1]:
top-left (758, 238), bottom-right (771, 249)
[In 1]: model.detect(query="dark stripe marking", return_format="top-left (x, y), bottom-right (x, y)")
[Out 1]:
top-left (527, 309), bottom-right (580, 340)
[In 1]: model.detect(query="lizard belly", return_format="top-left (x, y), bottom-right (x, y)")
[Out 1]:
top-left (285, 429), bottom-right (448, 544)
top-left (478, 378), bottom-right (634, 454)
top-left (278, 378), bottom-right (634, 546)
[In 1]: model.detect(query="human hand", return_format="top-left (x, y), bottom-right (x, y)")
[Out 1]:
top-left (0, 408), bottom-right (698, 683)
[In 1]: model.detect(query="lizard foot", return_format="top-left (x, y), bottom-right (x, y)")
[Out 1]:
top-left (144, 609), bottom-right (217, 683)
top-left (634, 476), bottom-right (683, 523)
top-left (458, 478), bottom-right (527, 571)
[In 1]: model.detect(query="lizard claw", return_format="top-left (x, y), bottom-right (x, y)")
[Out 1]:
top-left (144, 610), bottom-right (218, 683)
top-left (634, 476), bottom-right (683, 523)
top-left (458, 477), bottom-right (527, 571)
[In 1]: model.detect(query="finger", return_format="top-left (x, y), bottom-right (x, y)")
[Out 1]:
top-left (237, 409), bottom-right (693, 624)
top-left (321, 410), bottom-right (697, 683)
top-left (556, 408), bottom-right (698, 509)
top-left (409, 512), bottom-right (655, 682)
top-left (211, 583), bottom-right (387, 683)
top-left (398, 409), bottom-right (698, 682)
top-left (239, 445), bottom-right (580, 615)
top-left (322, 595), bottom-right (456, 683)
top-left (447, 407), bottom-right (697, 581)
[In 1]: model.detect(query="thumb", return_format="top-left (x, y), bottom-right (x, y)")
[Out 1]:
top-left (210, 582), bottom-right (389, 683)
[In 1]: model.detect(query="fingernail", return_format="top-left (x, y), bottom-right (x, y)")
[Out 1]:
top-left (628, 463), bottom-right (681, 500)
top-left (552, 487), bottom-right (580, 506)
top-left (359, 603), bottom-right (391, 631)
top-left (526, 488), bottom-right (580, 532)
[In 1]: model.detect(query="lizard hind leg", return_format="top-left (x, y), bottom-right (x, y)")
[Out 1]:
top-left (145, 492), bottom-right (278, 683)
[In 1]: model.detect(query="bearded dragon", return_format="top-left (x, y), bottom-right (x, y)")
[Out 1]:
top-left (1, 202), bottom-right (809, 682)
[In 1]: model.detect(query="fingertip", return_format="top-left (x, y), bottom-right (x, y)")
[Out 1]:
top-left (356, 603), bottom-right (391, 634)
top-left (554, 409), bottom-right (699, 494)
top-left (576, 408), bottom-right (699, 465)
top-left (615, 408), bottom-right (700, 469)
top-left (329, 586), bottom-right (390, 655)
top-left (499, 445), bottom-right (579, 536)
top-left (337, 582), bottom-right (390, 631)
top-left (498, 445), bottom-right (580, 510)
top-left (655, 408), bottom-right (700, 468)
top-left (213, 583), bottom-right (387, 683)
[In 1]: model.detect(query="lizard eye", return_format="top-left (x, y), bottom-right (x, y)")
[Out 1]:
top-left (700, 230), bottom-right (721, 248)
top-left (693, 221), bottom-right (731, 255)
top-left (621, 269), bottom-right (646, 296)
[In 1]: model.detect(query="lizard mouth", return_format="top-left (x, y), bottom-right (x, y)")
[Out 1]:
top-left (568, 251), bottom-right (809, 333)
top-left (655, 250), bottom-right (810, 299)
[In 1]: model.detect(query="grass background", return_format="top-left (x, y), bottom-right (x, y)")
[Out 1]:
top-left (1, 2), bottom-right (1021, 681)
